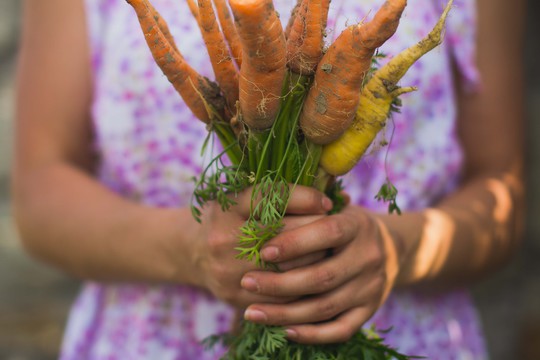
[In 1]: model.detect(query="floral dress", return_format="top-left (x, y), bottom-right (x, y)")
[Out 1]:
top-left (60, 0), bottom-right (488, 359)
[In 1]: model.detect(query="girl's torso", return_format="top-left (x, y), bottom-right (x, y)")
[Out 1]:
top-left (60, 1), bottom-right (487, 359)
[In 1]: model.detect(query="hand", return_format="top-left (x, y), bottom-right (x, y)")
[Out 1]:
top-left (190, 185), bottom-right (334, 309)
top-left (240, 205), bottom-right (401, 344)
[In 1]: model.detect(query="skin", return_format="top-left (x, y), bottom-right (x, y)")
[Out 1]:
top-left (14, 0), bottom-right (524, 348)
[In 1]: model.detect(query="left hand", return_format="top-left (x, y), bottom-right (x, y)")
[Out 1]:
top-left (239, 205), bottom-right (401, 344)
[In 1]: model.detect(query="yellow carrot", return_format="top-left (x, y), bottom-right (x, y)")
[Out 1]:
top-left (300, 0), bottom-right (407, 145)
top-left (320, 0), bottom-right (453, 176)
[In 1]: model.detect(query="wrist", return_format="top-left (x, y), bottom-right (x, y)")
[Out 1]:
top-left (157, 207), bottom-right (206, 287)
top-left (377, 211), bottom-right (425, 287)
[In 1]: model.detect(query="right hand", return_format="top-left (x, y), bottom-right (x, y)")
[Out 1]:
top-left (190, 185), bottom-right (334, 309)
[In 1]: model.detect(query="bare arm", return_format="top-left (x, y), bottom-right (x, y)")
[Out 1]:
top-left (13, 0), bottom-right (203, 284)
top-left (392, 0), bottom-right (526, 286)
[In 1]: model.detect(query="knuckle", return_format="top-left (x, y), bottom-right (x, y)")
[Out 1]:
top-left (371, 245), bottom-right (387, 270)
top-left (314, 268), bottom-right (336, 291)
top-left (268, 280), bottom-right (281, 297)
top-left (210, 262), bottom-right (229, 283)
top-left (356, 211), bottom-right (372, 229)
top-left (207, 233), bottom-right (225, 252)
top-left (370, 252), bottom-right (385, 272)
top-left (310, 190), bottom-right (323, 211)
top-left (373, 272), bottom-right (388, 293)
top-left (336, 324), bottom-right (354, 342)
top-left (223, 292), bottom-right (240, 306)
top-left (317, 300), bottom-right (339, 320)
top-left (275, 233), bottom-right (294, 257)
top-left (259, 275), bottom-right (279, 297)
top-left (271, 309), bottom-right (288, 325)
top-left (323, 217), bottom-right (344, 241)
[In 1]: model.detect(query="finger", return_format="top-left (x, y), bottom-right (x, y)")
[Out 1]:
top-left (340, 191), bottom-right (351, 207)
top-left (285, 185), bottom-right (333, 215)
top-left (276, 250), bottom-right (327, 272)
top-left (234, 290), bottom-right (296, 308)
top-left (244, 277), bottom-right (355, 325)
top-left (227, 186), bottom-right (255, 217)
top-left (244, 273), bottom-right (384, 326)
top-left (282, 214), bottom-right (324, 231)
top-left (231, 185), bottom-right (332, 218)
top-left (260, 214), bottom-right (356, 263)
top-left (241, 253), bottom-right (355, 297)
top-left (285, 307), bottom-right (373, 344)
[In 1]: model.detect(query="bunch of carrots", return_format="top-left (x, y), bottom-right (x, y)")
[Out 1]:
top-left (127, 0), bottom-right (453, 358)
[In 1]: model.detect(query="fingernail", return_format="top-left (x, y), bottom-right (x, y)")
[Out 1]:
top-left (285, 329), bottom-right (298, 339)
top-left (241, 277), bottom-right (259, 292)
top-left (322, 196), bottom-right (333, 211)
top-left (261, 246), bottom-right (279, 261)
top-left (244, 309), bottom-right (267, 322)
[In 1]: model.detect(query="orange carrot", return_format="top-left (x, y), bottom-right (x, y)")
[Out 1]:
top-left (127, 0), bottom-right (224, 123)
top-left (197, 0), bottom-right (239, 112)
top-left (186, 0), bottom-right (199, 20)
top-left (285, 0), bottom-right (303, 39)
top-left (228, 0), bottom-right (287, 130)
top-left (145, 1), bottom-right (180, 53)
top-left (321, 0), bottom-right (330, 30)
top-left (212, 0), bottom-right (243, 68)
top-left (286, 0), bottom-right (331, 75)
top-left (300, 0), bottom-right (407, 144)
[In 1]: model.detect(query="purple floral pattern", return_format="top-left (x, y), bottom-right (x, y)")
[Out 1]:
top-left (60, 0), bottom-right (487, 358)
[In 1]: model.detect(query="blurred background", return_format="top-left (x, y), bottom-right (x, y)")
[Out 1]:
top-left (1, 0), bottom-right (539, 359)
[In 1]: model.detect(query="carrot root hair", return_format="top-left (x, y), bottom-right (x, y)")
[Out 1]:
top-left (213, 0), bottom-right (243, 68)
top-left (228, 0), bottom-right (287, 130)
top-left (286, 0), bottom-right (331, 75)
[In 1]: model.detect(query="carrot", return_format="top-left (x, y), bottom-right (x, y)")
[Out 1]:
top-left (228, 0), bottom-right (287, 131)
top-left (320, 0), bottom-right (453, 176)
top-left (197, 0), bottom-right (239, 112)
top-left (213, 0), bottom-right (243, 68)
top-left (321, 0), bottom-right (331, 30)
top-left (186, 0), bottom-right (199, 20)
top-left (300, 0), bottom-right (407, 145)
top-left (145, 1), bottom-right (180, 53)
top-left (285, 0), bottom-right (303, 39)
top-left (286, 0), bottom-right (331, 75)
top-left (127, 0), bottom-right (224, 123)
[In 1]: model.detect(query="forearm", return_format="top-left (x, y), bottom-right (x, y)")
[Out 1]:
top-left (13, 161), bottom-right (202, 286)
top-left (383, 170), bottom-right (524, 288)
top-left (387, 0), bottom-right (526, 289)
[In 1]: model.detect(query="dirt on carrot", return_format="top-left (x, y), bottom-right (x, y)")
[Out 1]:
top-left (228, 0), bottom-right (287, 131)
top-left (300, 0), bottom-right (407, 145)
top-left (127, 0), bottom-right (225, 123)
top-left (286, 0), bottom-right (331, 76)
top-left (196, 0), bottom-right (239, 113)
